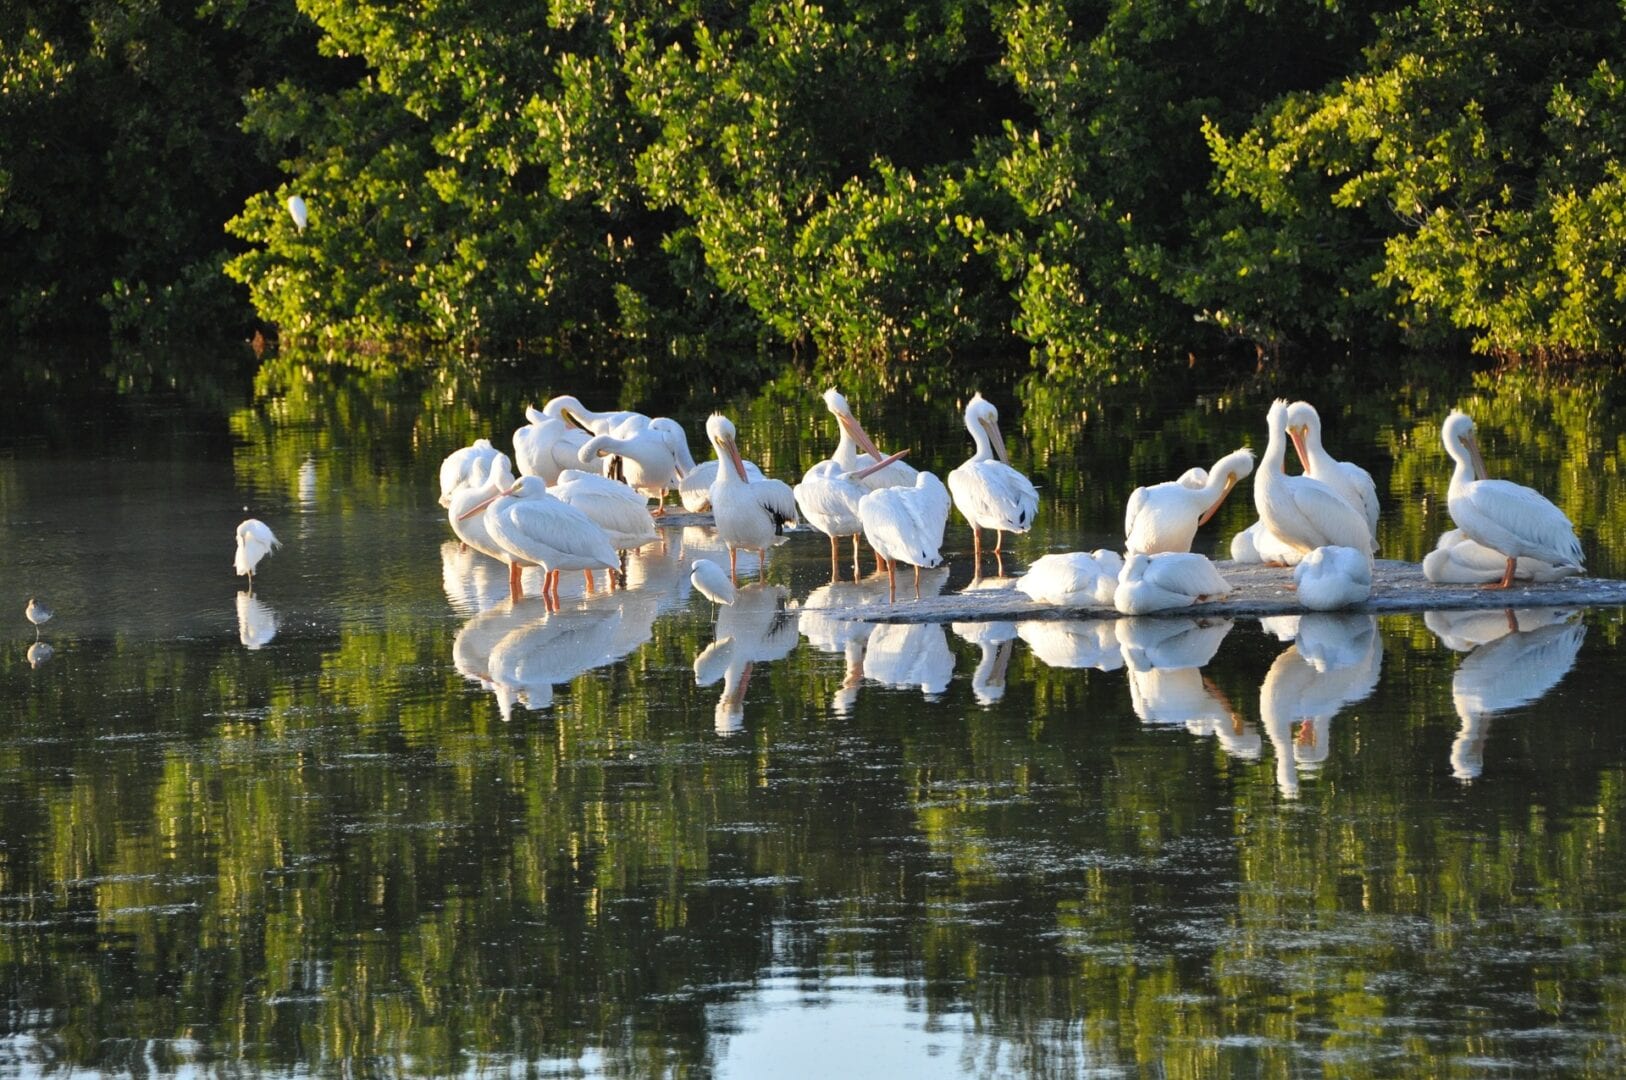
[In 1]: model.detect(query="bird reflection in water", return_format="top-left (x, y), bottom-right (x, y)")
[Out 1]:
top-left (486, 603), bottom-right (625, 720)
top-left (1426, 607), bottom-right (1585, 781)
top-left (27, 641), bottom-right (54, 668)
top-left (1016, 618), bottom-right (1124, 672)
top-left (696, 583), bottom-right (799, 734)
top-left (799, 572), bottom-right (894, 715)
top-left (857, 567), bottom-right (952, 698)
top-left (952, 621), bottom-right (1018, 705)
top-left (1119, 619), bottom-right (1245, 750)
top-left (237, 591), bottom-right (279, 650)
top-left (1258, 613), bottom-right (1383, 798)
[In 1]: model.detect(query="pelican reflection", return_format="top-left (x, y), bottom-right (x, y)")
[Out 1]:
top-left (859, 568), bottom-right (953, 699)
top-left (1259, 614), bottom-right (1382, 798)
top-left (1117, 618), bottom-right (1238, 738)
top-left (1016, 618), bottom-right (1124, 671)
top-left (800, 573), bottom-right (892, 715)
top-left (697, 583), bottom-right (799, 734)
top-left (1430, 608), bottom-right (1585, 781)
top-left (952, 621), bottom-right (1018, 704)
top-left (487, 604), bottom-right (626, 720)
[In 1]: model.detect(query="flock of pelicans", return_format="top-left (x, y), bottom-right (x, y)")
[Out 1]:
top-left (422, 389), bottom-right (1586, 618)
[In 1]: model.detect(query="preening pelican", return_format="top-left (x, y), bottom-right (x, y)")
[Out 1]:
top-left (947, 393), bottom-right (1039, 572)
top-left (795, 388), bottom-right (913, 574)
top-left (449, 454), bottom-right (522, 568)
top-left (1441, 410), bottom-right (1583, 589)
top-left (464, 476), bottom-right (619, 610)
top-left (234, 519), bottom-right (281, 589)
top-left (578, 417), bottom-right (692, 512)
top-left (1255, 399), bottom-right (1374, 562)
top-left (856, 468), bottom-right (952, 601)
top-left (1124, 448), bottom-right (1255, 554)
top-left (689, 558), bottom-right (737, 612)
top-left (1015, 550), bottom-right (1123, 607)
top-left (1114, 552), bottom-right (1231, 615)
top-left (706, 414), bottom-right (799, 583)
top-left (439, 438), bottom-right (503, 507)
top-left (1422, 528), bottom-right (1580, 585)
top-left (1285, 401), bottom-right (1380, 543)
top-left (552, 468), bottom-right (659, 551)
top-left (541, 395), bottom-right (649, 437)
top-left (1292, 545), bottom-right (1372, 610)
top-left (514, 406), bottom-right (591, 484)
top-left (25, 597), bottom-right (52, 640)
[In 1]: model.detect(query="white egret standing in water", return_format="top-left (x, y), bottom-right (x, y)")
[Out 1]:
top-left (234, 519), bottom-right (281, 590)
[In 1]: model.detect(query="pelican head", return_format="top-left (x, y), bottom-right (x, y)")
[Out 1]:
top-left (1442, 409), bottom-right (1487, 481)
top-left (1284, 400), bottom-right (1323, 467)
top-left (706, 413), bottom-right (749, 481)
top-left (965, 392), bottom-right (1008, 463)
top-left (1198, 447), bottom-right (1256, 525)
top-left (823, 387), bottom-right (889, 462)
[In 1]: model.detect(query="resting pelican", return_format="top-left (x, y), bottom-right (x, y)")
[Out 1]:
top-left (578, 417), bottom-right (693, 512)
top-left (552, 468), bottom-right (659, 551)
top-left (947, 393), bottom-right (1039, 573)
top-left (439, 438), bottom-right (502, 507)
top-left (234, 519), bottom-right (281, 589)
top-left (1015, 550), bottom-right (1123, 607)
top-left (706, 414), bottom-right (799, 583)
top-left (1255, 399), bottom-right (1374, 562)
top-left (541, 395), bottom-right (649, 437)
top-left (1292, 545), bottom-right (1372, 610)
top-left (1124, 448), bottom-right (1255, 554)
top-left (795, 388), bottom-right (913, 574)
top-left (1230, 520), bottom-right (1306, 566)
top-left (463, 476), bottom-right (619, 610)
top-left (1441, 410), bottom-right (1583, 588)
top-left (1421, 528), bottom-right (1580, 585)
top-left (1114, 552), bottom-right (1231, 615)
top-left (856, 468), bottom-right (952, 601)
top-left (25, 597), bottom-right (52, 640)
top-left (514, 406), bottom-right (591, 484)
top-left (1285, 401), bottom-right (1380, 542)
top-left (449, 454), bottom-right (521, 562)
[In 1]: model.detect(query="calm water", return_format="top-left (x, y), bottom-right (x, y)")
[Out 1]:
top-left (2, 348), bottom-right (1626, 1077)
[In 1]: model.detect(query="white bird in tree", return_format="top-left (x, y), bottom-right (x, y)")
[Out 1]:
top-left (1124, 448), bottom-right (1255, 555)
top-left (1113, 552), bottom-right (1231, 615)
top-left (287, 194), bottom-right (308, 233)
top-left (1285, 400), bottom-right (1380, 544)
top-left (948, 393), bottom-right (1039, 575)
top-left (1254, 399), bottom-right (1374, 563)
top-left (514, 405), bottom-right (592, 484)
top-left (233, 519), bottom-right (281, 590)
top-left (856, 466), bottom-right (952, 601)
top-left (461, 476), bottom-right (619, 610)
top-left (1440, 409), bottom-right (1583, 589)
top-left (705, 413), bottom-right (799, 583)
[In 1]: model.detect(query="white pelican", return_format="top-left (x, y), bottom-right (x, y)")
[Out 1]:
top-left (448, 454), bottom-right (519, 558)
top-left (287, 194), bottom-right (307, 232)
top-left (1255, 399), bottom-right (1374, 562)
top-left (438, 438), bottom-right (502, 507)
top-left (541, 395), bottom-right (649, 437)
top-left (578, 417), bottom-right (692, 512)
top-left (1448, 610), bottom-right (1584, 780)
top-left (1230, 520), bottom-right (1305, 565)
top-left (689, 558), bottom-right (737, 612)
top-left (463, 476), bottom-right (619, 610)
top-left (695, 583), bottom-right (798, 733)
top-left (706, 414), bottom-right (799, 582)
top-left (855, 468), bottom-right (952, 601)
top-left (552, 468), bottom-right (659, 551)
top-left (514, 406), bottom-right (591, 484)
top-left (947, 393), bottom-right (1039, 572)
top-left (236, 591), bottom-right (278, 650)
top-left (1015, 550), bottom-right (1123, 607)
top-left (1113, 552), bottom-right (1231, 615)
top-left (953, 621), bottom-right (1019, 705)
top-left (795, 388), bottom-right (913, 574)
top-left (234, 519), bottom-right (281, 589)
top-left (1285, 401), bottom-right (1380, 542)
top-left (1292, 545), bottom-right (1372, 610)
top-left (678, 458), bottom-right (766, 512)
top-left (1422, 528), bottom-right (1580, 585)
top-left (1018, 619), bottom-right (1125, 671)
top-left (1124, 449), bottom-right (1255, 555)
top-left (25, 597), bottom-right (52, 640)
top-left (1441, 410), bottom-right (1584, 588)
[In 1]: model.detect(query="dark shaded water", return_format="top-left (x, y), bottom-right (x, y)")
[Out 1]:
top-left (2, 347), bottom-right (1625, 1076)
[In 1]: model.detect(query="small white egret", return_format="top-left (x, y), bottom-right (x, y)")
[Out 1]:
top-left (25, 597), bottom-right (52, 640)
top-left (689, 558), bottom-right (737, 615)
top-left (234, 519), bottom-right (281, 589)
top-left (287, 195), bottom-right (308, 233)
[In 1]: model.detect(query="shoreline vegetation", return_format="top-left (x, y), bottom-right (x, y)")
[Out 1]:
top-left (5, 1), bottom-right (1626, 382)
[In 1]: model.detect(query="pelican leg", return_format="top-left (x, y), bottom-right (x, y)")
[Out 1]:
top-left (886, 559), bottom-right (897, 602)
top-left (852, 535), bottom-right (862, 580)
top-left (1484, 555), bottom-right (1517, 590)
top-left (729, 546), bottom-right (739, 585)
top-left (829, 534), bottom-right (840, 582)
top-left (509, 561), bottom-right (524, 600)
top-left (584, 569), bottom-right (596, 594)
top-left (756, 548), bottom-right (767, 578)
top-left (971, 527), bottom-right (983, 580)
top-left (913, 563), bottom-right (921, 600)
